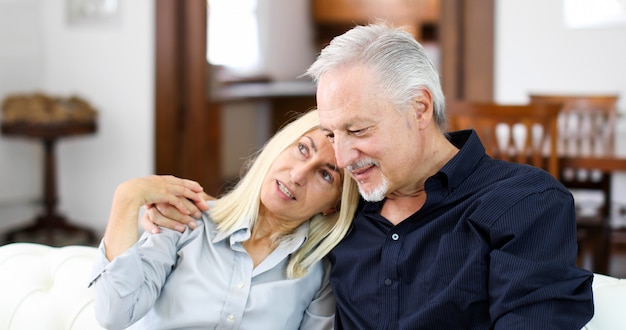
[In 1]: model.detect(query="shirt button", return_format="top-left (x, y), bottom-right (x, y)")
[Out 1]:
top-left (237, 282), bottom-right (245, 289)
top-left (391, 233), bottom-right (399, 240)
top-left (384, 279), bottom-right (392, 285)
top-left (227, 314), bottom-right (235, 322)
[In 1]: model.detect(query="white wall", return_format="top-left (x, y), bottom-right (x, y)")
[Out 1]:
top-left (495, 0), bottom-right (626, 110)
top-left (257, 0), bottom-right (315, 81)
top-left (495, 0), bottom-right (626, 207)
top-left (0, 0), bottom-right (154, 237)
top-left (0, 0), bottom-right (44, 230)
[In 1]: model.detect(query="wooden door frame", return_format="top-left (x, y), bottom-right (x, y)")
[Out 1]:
top-left (155, 0), bottom-right (222, 194)
top-left (440, 0), bottom-right (494, 102)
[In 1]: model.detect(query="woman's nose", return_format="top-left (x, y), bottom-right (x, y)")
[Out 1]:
top-left (290, 163), bottom-right (311, 185)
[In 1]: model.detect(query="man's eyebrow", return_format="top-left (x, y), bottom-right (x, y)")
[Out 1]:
top-left (305, 135), bottom-right (340, 174)
top-left (319, 127), bottom-right (332, 133)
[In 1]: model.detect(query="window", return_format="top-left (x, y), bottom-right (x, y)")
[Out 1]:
top-left (207, 0), bottom-right (261, 77)
top-left (564, 0), bottom-right (626, 28)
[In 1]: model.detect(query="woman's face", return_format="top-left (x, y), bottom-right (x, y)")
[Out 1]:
top-left (260, 129), bottom-right (343, 223)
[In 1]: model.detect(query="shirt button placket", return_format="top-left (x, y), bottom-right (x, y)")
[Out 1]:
top-left (380, 231), bottom-right (401, 328)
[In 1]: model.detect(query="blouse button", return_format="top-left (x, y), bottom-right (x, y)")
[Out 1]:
top-left (227, 314), bottom-right (235, 322)
top-left (391, 233), bottom-right (399, 240)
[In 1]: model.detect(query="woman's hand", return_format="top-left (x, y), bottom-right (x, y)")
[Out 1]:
top-left (103, 175), bottom-right (209, 260)
top-left (139, 183), bottom-right (215, 234)
top-left (140, 190), bottom-right (213, 234)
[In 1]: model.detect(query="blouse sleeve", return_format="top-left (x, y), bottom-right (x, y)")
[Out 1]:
top-left (89, 227), bottom-right (186, 329)
top-left (299, 258), bottom-right (336, 330)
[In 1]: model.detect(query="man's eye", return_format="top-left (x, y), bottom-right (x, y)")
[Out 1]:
top-left (326, 134), bottom-right (335, 143)
top-left (350, 128), bottom-right (367, 136)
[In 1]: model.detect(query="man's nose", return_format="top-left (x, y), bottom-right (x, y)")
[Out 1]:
top-left (333, 135), bottom-right (355, 169)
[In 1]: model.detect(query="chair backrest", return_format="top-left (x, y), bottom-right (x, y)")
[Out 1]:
top-left (529, 94), bottom-right (620, 274)
top-left (529, 94), bottom-right (618, 158)
top-left (529, 94), bottom-right (619, 217)
top-left (447, 101), bottom-right (562, 178)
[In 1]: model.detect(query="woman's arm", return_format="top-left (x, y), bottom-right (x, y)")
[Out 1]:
top-left (300, 259), bottom-right (336, 330)
top-left (93, 175), bottom-right (208, 328)
top-left (103, 175), bottom-right (208, 260)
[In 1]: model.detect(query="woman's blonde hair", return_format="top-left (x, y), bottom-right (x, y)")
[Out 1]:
top-left (210, 110), bottom-right (359, 278)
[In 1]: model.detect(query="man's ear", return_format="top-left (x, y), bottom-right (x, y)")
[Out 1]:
top-left (414, 89), bottom-right (434, 129)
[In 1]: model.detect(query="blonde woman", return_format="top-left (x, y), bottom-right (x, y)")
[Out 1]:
top-left (90, 110), bottom-right (359, 329)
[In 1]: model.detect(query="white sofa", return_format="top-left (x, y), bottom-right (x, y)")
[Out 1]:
top-left (0, 242), bottom-right (624, 329)
top-left (0, 242), bottom-right (103, 329)
top-left (583, 272), bottom-right (626, 330)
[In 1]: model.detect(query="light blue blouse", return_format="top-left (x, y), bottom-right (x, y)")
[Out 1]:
top-left (89, 207), bottom-right (335, 330)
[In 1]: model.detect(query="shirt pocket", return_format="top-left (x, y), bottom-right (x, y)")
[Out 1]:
top-left (423, 231), bottom-right (487, 303)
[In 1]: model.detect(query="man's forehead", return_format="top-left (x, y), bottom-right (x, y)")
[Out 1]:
top-left (317, 108), bottom-right (347, 130)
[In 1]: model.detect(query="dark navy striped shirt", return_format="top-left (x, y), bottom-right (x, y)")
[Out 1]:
top-left (328, 129), bottom-right (594, 329)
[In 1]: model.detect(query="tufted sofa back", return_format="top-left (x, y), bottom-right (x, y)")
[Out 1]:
top-left (0, 242), bottom-right (103, 329)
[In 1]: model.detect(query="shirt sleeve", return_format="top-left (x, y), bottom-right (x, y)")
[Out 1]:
top-left (487, 187), bottom-right (594, 329)
top-left (299, 258), bottom-right (335, 330)
top-left (89, 227), bottom-right (186, 329)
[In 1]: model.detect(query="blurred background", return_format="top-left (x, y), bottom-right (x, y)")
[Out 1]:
top-left (0, 0), bottom-right (625, 250)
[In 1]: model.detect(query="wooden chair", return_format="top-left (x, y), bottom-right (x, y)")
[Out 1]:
top-left (446, 101), bottom-right (562, 179)
top-left (529, 94), bottom-right (618, 158)
top-left (530, 93), bottom-right (620, 275)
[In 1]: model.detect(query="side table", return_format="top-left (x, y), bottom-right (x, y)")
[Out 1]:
top-left (1, 121), bottom-right (98, 246)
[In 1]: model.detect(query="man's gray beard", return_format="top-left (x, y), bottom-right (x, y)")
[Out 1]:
top-left (359, 175), bottom-right (389, 202)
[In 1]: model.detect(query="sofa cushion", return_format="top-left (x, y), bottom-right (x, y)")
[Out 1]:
top-left (0, 242), bottom-right (103, 330)
top-left (583, 273), bottom-right (626, 329)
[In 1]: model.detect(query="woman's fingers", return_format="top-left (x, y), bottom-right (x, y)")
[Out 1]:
top-left (143, 203), bottom-right (193, 232)
top-left (140, 207), bottom-right (162, 234)
top-left (151, 176), bottom-right (209, 215)
top-left (133, 175), bottom-right (212, 234)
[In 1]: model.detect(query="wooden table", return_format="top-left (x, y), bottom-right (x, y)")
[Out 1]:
top-left (560, 154), bottom-right (626, 173)
top-left (1, 121), bottom-right (98, 246)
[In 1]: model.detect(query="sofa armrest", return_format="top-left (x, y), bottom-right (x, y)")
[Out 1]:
top-left (0, 242), bottom-right (103, 330)
top-left (582, 273), bottom-right (626, 330)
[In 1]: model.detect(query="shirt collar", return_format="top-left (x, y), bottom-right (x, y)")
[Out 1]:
top-left (365, 129), bottom-right (485, 194)
top-left (362, 129), bottom-right (486, 216)
top-left (212, 214), bottom-right (310, 253)
top-left (439, 129), bottom-right (486, 189)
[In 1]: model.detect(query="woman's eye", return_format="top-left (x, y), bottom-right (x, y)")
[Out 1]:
top-left (321, 170), bottom-right (334, 183)
top-left (298, 142), bottom-right (309, 156)
top-left (326, 134), bottom-right (335, 143)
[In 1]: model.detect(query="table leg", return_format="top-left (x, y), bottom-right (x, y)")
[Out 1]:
top-left (3, 138), bottom-right (97, 246)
